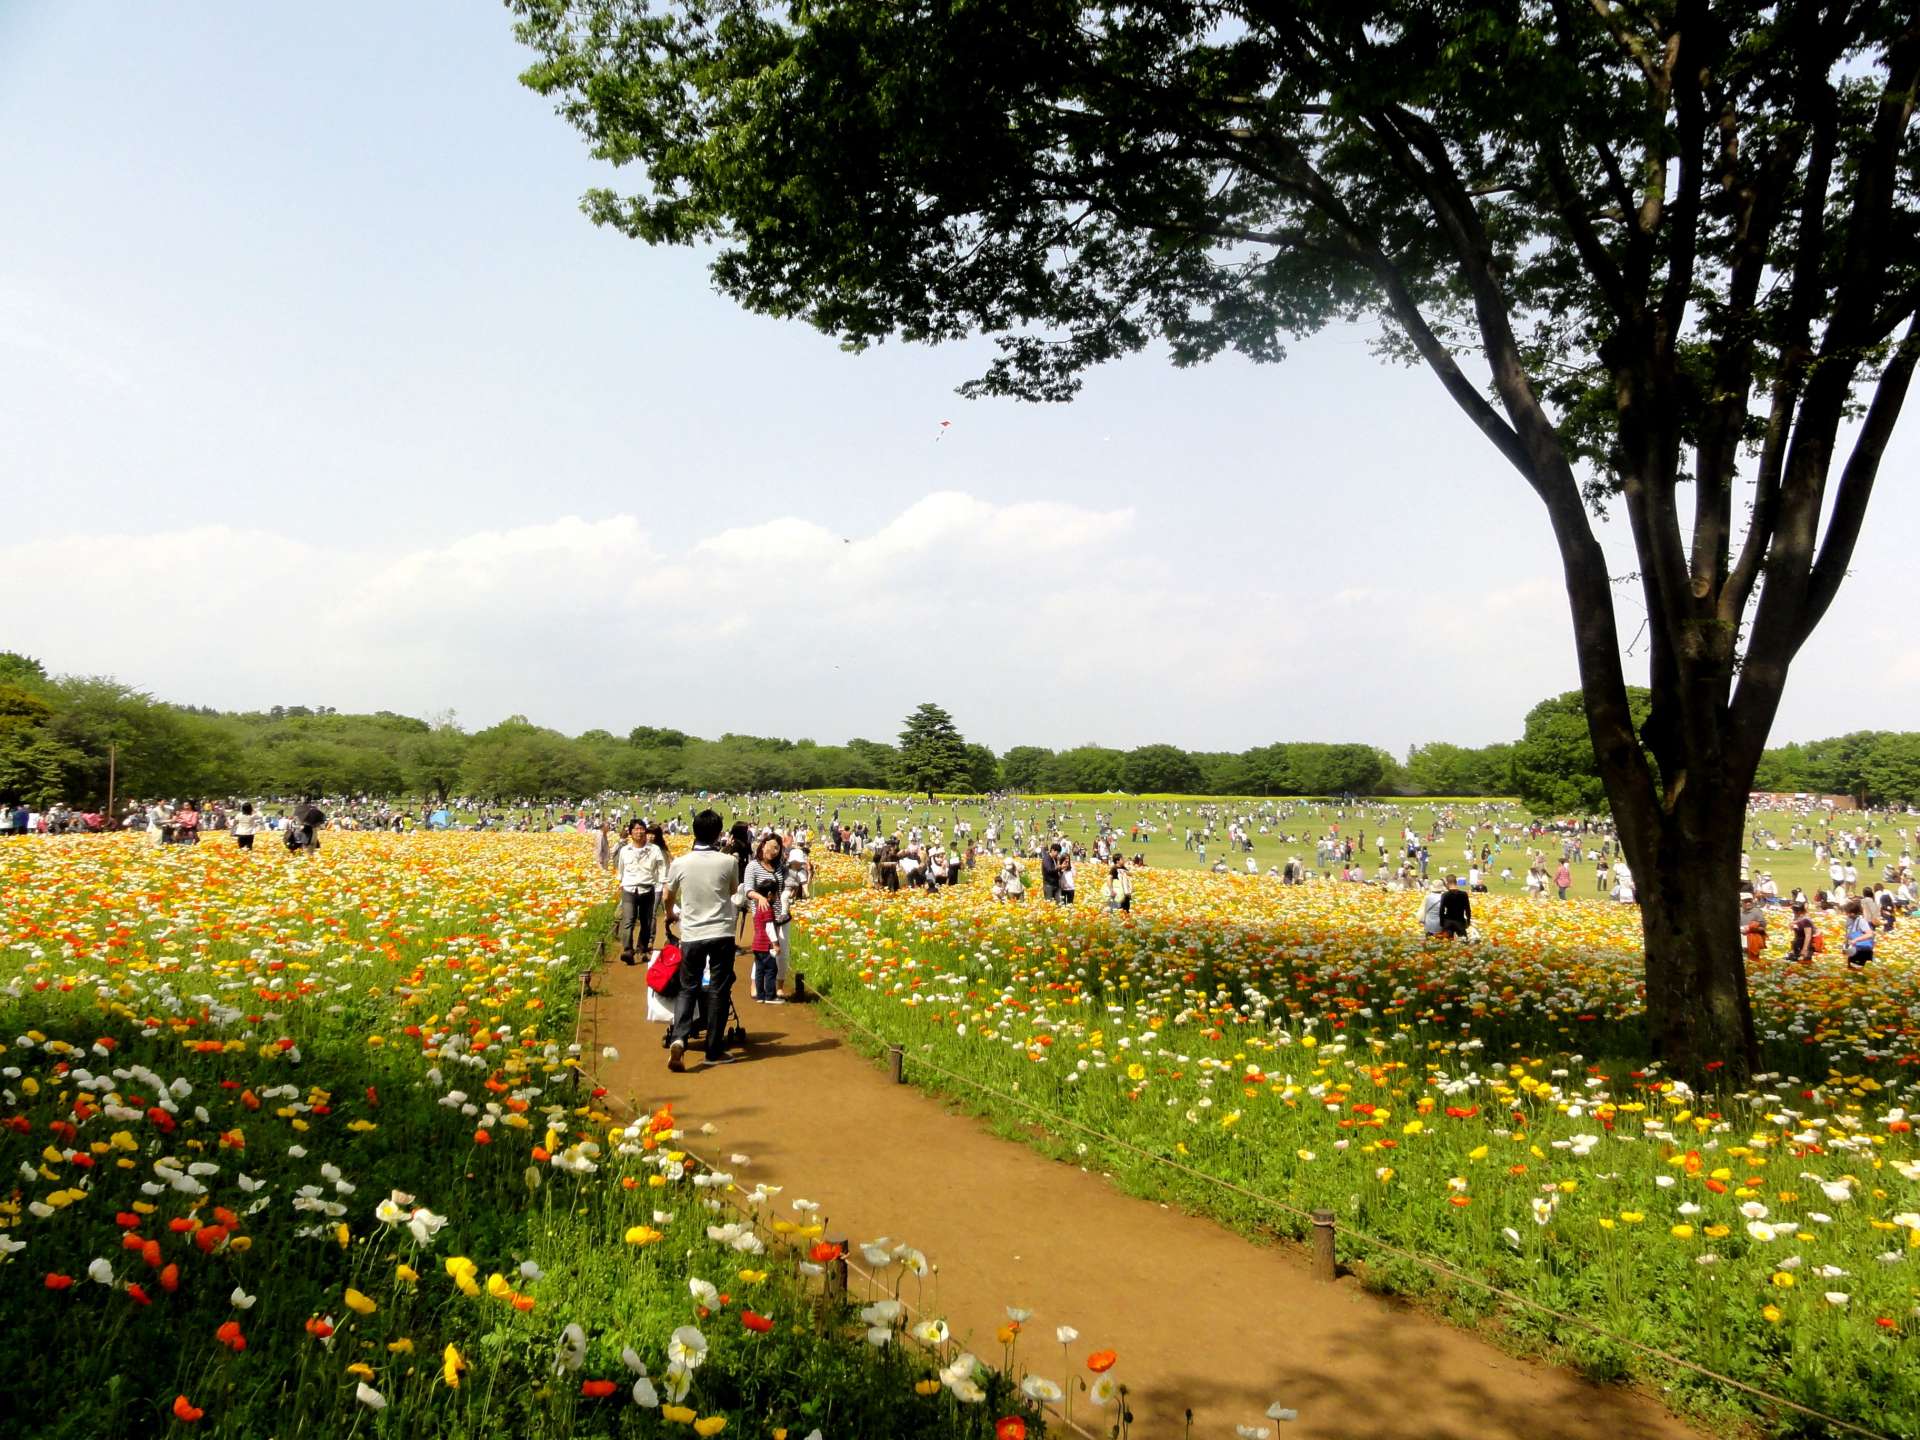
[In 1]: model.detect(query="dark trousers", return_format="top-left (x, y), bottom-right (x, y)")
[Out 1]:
top-left (236, 834), bottom-right (254, 850)
top-left (667, 937), bottom-right (737, 1057)
top-left (617, 887), bottom-right (656, 961)
top-left (751, 949), bottom-right (777, 999)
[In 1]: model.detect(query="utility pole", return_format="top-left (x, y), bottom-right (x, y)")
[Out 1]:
top-left (106, 743), bottom-right (117, 825)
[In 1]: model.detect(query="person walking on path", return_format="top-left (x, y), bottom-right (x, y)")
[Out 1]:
top-left (232, 802), bottom-right (260, 851)
top-left (1553, 859), bottom-right (1573, 900)
top-left (664, 809), bottom-right (746, 1070)
top-left (1787, 900), bottom-right (1820, 962)
top-left (1844, 898), bottom-right (1876, 970)
top-left (1419, 879), bottom-right (1445, 937)
top-left (1105, 861), bottom-right (1132, 913)
top-left (610, 818), bottom-right (669, 966)
top-left (1438, 874), bottom-right (1471, 939)
top-left (743, 835), bottom-right (788, 1003)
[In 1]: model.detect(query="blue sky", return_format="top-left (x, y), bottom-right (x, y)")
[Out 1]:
top-left (3, 1), bottom-right (1914, 755)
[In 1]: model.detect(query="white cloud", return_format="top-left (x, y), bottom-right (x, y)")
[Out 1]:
top-left (0, 495), bottom-right (1763, 753)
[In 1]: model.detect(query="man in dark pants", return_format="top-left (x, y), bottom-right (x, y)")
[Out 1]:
top-left (664, 809), bottom-right (744, 1070)
top-left (1041, 844), bottom-right (1061, 903)
top-left (1437, 874), bottom-right (1472, 939)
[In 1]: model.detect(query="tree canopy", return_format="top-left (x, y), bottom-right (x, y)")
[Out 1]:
top-left (896, 702), bottom-right (972, 796)
top-left (513, 0), bottom-right (1920, 1075)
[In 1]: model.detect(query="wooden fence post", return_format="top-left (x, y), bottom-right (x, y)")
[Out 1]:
top-left (825, 1236), bottom-right (848, 1303)
top-left (1311, 1209), bottom-right (1336, 1282)
top-left (889, 1044), bottom-right (905, 1084)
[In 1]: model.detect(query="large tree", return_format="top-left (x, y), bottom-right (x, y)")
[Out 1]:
top-left (514, 1), bottom-right (1920, 1077)
top-left (896, 702), bottom-right (971, 797)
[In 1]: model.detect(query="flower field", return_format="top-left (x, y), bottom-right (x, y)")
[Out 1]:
top-left (0, 834), bottom-right (1040, 1440)
top-left (796, 874), bottom-right (1920, 1437)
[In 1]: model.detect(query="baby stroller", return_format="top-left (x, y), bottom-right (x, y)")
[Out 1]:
top-left (649, 925), bottom-right (748, 1052)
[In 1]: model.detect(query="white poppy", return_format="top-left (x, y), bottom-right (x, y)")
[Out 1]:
top-left (355, 1382), bottom-right (386, 1411)
top-left (407, 1207), bottom-right (448, 1247)
top-left (555, 1322), bottom-right (587, 1374)
top-left (1055, 1325), bottom-right (1079, 1345)
top-left (631, 1377), bottom-right (659, 1408)
top-left (661, 1363), bottom-right (693, 1403)
top-left (667, 1326), bottom-right (708, 1371)
top-left (1021, 1376), bottom-right (1064, 1403)
top-left (231, 1287), bottom-right (256, 1310)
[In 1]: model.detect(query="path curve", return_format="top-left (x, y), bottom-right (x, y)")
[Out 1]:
top-left (586, 964), bottom-right (1706, 1440)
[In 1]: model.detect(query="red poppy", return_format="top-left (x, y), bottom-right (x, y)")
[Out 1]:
top-left (168, 1218), bottom-right (198, 1234)
top-left (142, 1239), bottom-right (164, 1268)
top-left (580, 1379), bottom-right (618, 1398)
top-left (216, 1321), bottom-right (246, 1352)
top-left (159, 1263), bottom-right (180, 1293)
top-left (194, 1226), bottom-right (228, 1255)
top-left (473, 1130), bottom-right (492, 1146)
top-left (741, 1310), bottom-right (774, 1333)
top-left (996, 1419), bottom-right (1027, 1440)
top-left (172, 1396), bottom-right (204, 1422)
top-left (304, 1316), bottom-right (334, 1339)
top-left (115, 1211), bottom-right (142, 1230)
top-left (44, 1273), bottom-right (74, 1291)
top-left (1087, 1349), bottom-right (1118, 1373)
top-left (809, 1241), bottom-right (844, 1264)
top-left (126, 1283), bottom-right (152, 1306)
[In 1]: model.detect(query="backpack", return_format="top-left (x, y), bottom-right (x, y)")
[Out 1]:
top-left (1809, 929), bottom-right (1826, 955)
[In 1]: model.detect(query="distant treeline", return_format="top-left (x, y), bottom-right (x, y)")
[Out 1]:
top-left (2, 652), bottom-right (1916, 810)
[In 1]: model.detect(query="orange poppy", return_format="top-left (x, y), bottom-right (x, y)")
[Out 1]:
top-left (44, 1273), bottom-right (73, 1291)
top-left (172, 1396), bottom-right (204, 1423)
top-left (996, 1419), bottom-right (1027, 1440)
top-left (742, 1310), bottom-right (774, 1333)
top-left (1087, 1349), bottom-right (1118, 1373)
top-left (216, 1321), bottom-right (246, 1353)
top-left (580, 1380), bottom-right (618, 1398)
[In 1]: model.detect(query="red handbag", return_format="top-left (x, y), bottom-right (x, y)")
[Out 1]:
top-left (646, 946), bottom-right (681, 994)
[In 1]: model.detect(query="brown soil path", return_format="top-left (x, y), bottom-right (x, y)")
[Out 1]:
top-left (585, 963), bottom-right (1706, 1440)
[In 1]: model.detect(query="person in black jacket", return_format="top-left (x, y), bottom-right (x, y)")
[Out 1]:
top-left (1437, 874), bottom-right (1471, 939)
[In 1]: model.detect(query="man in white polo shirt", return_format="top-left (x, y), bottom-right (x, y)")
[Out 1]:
top-left (664, 808), bottom-right (744, 1070)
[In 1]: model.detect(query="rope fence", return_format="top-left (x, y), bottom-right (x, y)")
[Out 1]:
top-left (811, 991), bottom-right (1895, 1440)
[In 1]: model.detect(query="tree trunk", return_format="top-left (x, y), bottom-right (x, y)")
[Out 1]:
top-left (1611, 781), bottom-right (1759, 1080)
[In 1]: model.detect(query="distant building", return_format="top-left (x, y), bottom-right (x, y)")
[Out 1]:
top-left (1749, 791), bottom-right (1858, 812)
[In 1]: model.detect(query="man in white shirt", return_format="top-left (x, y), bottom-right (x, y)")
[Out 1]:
top-left (664, 809), bottom-right (744, 1070)
top-left (610, 819), bottom-right (668, 966)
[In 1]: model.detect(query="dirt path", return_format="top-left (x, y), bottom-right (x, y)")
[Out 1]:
top-left (585, 962), bottom-right (1705, 1440)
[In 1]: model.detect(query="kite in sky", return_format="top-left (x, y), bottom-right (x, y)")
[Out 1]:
top-left (934, 419), bottom-right (951, 441)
